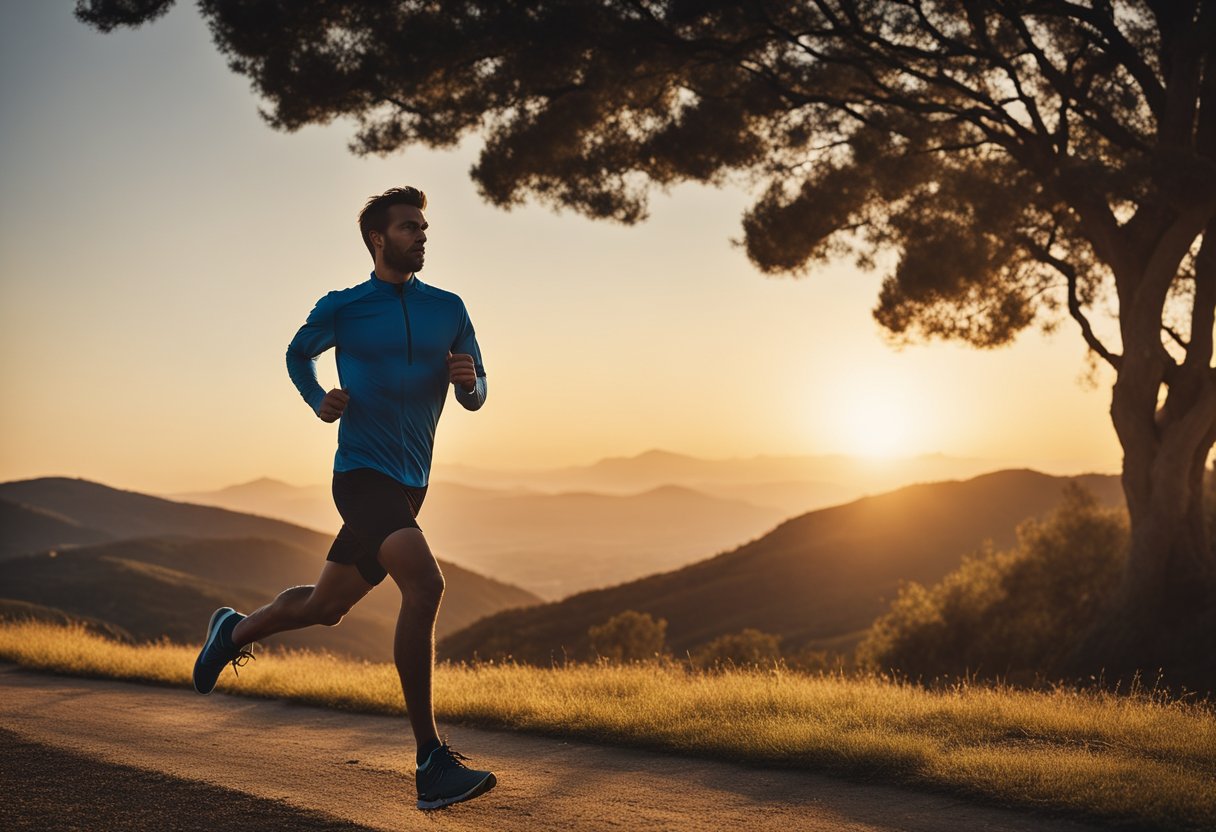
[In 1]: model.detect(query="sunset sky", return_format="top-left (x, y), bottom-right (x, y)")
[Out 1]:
top-left (0, 3), bottom-right (1127, 493)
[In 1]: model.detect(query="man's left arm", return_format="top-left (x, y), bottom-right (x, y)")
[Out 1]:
top-left (449, 302), bottom-right (487, 411)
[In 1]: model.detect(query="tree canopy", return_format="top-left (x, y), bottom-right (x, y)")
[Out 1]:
top-left (77, 0), bottom-right (1216, 355)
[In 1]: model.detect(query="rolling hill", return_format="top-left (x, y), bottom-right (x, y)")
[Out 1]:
top-left (0, 477), bottom-right (326, 552)
top-left (0, 478), bottom-right (541, 660)
top-left (0, 499), bottom-right (113, 559)
top-left (437, 470), bottom-right (1125, 664)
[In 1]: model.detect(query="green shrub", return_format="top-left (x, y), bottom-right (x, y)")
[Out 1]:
top-left (857, 484), bottom-right (1128, 681)
top-left (692, 628), bottom-right (782, 669)
top-left (588, 610), bottom-right (668, 662)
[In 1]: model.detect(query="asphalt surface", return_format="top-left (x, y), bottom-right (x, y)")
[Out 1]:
top-left (0, 728), bottom-right (377, 831)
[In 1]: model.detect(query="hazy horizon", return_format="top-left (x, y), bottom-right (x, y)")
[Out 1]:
top-left (7, 447), bottom-right (1123, 497)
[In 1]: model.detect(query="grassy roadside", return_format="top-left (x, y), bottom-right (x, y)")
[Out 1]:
top-left (3, 621), bottom-right (1213, 831)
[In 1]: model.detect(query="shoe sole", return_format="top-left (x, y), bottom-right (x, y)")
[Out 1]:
top-left (416, 772), bottom-right (496, 810)
top-left (192, 607), bottom-right (236, 695)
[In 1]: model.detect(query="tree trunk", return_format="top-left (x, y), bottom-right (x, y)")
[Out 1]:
top-left (1116, 421), bottom-right (1215, 618)
top-left (1094, 355), bottom-right (1215, 691)
top-left (1082, 215), bottom-right (1216, 685)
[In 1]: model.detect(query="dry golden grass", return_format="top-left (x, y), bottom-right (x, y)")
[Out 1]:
top-left (2, 621), bottom-right (1213, 831)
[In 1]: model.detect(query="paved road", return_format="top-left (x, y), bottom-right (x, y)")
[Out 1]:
top-left (0, 665), bottom-right (1104, 831)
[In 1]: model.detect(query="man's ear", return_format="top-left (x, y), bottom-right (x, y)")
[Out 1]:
top-left (369, 230), bottom-right (383, 250)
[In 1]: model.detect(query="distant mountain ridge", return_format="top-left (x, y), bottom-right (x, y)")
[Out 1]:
top-left (437, 448), bottom-right (1020, 495)
top-left (438, 470), bottom-right (1125, 664)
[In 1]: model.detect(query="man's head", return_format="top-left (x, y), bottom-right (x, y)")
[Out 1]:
top-left (359, 187), bottom-right (429, 273)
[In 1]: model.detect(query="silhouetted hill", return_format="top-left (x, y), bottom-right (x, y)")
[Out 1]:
top-left (0, 478), bottom-right (542, 660)
top-left (0, 499), bottom-right (113, 559)
top-left (0, 477), bottom-right (324, 551)
top-left (438, 470), bottom-right (1125, 663)
top-left (0, 544), bottom-right (270, 645)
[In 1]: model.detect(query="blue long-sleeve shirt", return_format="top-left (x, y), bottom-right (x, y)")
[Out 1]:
top-left (286, 272), bottom-right (486, 487)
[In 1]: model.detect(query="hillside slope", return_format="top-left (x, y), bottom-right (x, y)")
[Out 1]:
top-left (0, 535), bottom-right (540, 659)
top-left (0, 478), bottom-right (326, 552)
top-left (0, 500), bottom-right (113, 560)
top-left (0, 479), bottom-right (542, 659)
top-left (438, 470), bottom-right (1124, 663)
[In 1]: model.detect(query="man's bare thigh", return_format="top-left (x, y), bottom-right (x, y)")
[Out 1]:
top-left (308, 561), bottom-right (375, 611)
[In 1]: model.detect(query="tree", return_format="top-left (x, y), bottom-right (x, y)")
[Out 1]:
top-left (587, 610), bottom-right (668, 662)
top-left (692, 628), bottom-right (783, 668)
top-left (78, 1), bottom-right (1216, 670)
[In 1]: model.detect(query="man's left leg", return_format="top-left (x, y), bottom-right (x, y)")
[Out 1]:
top-left (233, 561), bottom-right (374, 645)
top-left (193, 561), bottom-right (373, 695)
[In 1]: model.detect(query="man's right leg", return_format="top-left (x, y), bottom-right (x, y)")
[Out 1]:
top-left (231, 561), bottom-right (373, 647)
top-left (378, 527), bottom-right (496, 809)
top-left (378, 528), bottom-right (445, 752)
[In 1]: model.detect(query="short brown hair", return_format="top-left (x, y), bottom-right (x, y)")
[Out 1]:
top-left (358, 187), bottom-right (427, 259)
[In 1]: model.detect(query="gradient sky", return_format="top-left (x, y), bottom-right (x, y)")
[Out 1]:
top-left (0, 3), bottom-right (1127, 493)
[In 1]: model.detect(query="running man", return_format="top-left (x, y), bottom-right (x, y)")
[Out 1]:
top-left (191, 186), bottom-right (496, 810)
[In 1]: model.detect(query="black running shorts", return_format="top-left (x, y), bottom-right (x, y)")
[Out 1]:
top-left (327, 467), bottom-right (428, 586)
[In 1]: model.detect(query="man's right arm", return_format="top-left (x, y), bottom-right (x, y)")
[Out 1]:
top-left (286, 293), bottom-right (338, 415)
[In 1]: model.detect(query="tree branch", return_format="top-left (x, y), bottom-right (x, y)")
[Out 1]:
top-left (996, 5), bottom-right (1151, 153)
top-left (1024, 238), bottom-right (1123, 370)
top-left (791, 3), bottom-right (1039, 146)
top-left (960, 0), bottom-right (1053, 144)
top-left (1047, 0), bottom-right (1167, 121)
top-left (1164, 325), bottom-right (1191, 350)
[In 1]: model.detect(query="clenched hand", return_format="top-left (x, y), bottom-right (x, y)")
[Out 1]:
top-left (447, 353), bottom-right (477, 393)
top-left (317, 388), bottom-right (350, 423)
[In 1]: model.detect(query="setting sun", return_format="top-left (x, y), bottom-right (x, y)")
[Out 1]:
top-left (829, 372), bottom-right (929, 458)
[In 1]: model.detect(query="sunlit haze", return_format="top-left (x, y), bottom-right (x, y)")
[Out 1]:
top-left (0, 4), bottom-right (1124, 493)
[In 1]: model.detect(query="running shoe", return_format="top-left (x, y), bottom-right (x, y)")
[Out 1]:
top-left (415, 743), bottom-right (496, 810)
top-left (192, 606), bottom-right (254, 695)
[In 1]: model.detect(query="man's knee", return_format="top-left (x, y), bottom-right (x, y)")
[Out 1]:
top-left (414, 567), bottom-right (445, 604)
top-left (397, 558), bottom-right (445, 607)
top-left (303, 591), bottom-right (355, 627)
top-left (379, 529), bottom-right (445, 603)
top-left (313, 602), bottom-right (352, 627)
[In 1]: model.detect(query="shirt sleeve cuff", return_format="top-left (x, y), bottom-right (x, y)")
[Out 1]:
top-left (455, 376), bottom-right (486, 410)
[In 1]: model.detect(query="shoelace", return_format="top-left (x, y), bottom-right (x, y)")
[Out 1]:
top-left (436, 743), bottom-right (472, 769)
top-left (230, 646), bottom-right (255, 677)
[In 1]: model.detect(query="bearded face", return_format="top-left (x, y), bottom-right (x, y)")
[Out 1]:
top-left (375, 204), bottom-right (428, 275)
top-left (383, 234), bottom-right (424, 273)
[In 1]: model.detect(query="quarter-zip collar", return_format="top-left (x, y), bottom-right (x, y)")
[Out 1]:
top-left (368, 271), bottom-right (418, 364)
top-left (369, 271), bottom-right (422, 296)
